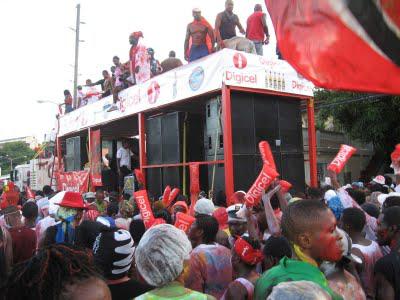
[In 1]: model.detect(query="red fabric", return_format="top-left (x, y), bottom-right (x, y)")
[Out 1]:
top-left (149, 218), bottom-right (166, 228)
top-left (259, 141), bottom-right (276, 170)
top-left (130, 31), bottom-right (143, 39)
top-left (134, 169), bottom-right (145, 187)
top-left (174, 212), bottom-right (195, 233)
top-left (162, 186), bottom-right (171, 206)
top-left (167, 188), bottom-right (180, 207)
top-left (244, 163), bottom-right (279, 207)
top-left (230, 191), bottom-right (246, 204)
top-left (65, 95), bottom-right (73, 105)
top-left (234, 236), bottom-right (264, 265)
top-left (279, 180), bottom-right (292, 194)
top-left (186, 17), bottom-right (214, 58)
top-left (1, 191), bottom-right (19, 209)
top-left (327, 144), bottom-right (357, 174)
top-left (265, 0), bottom-right (400, 94)
top-left (189, 163), bottom-right (200, 194)
top-left (391, 144), bottom-right (400, 163)
top-left (25, 186), bottom-right (35, 200)
top-left (213, 207), bottom-right (228, 230)
top-left (85, 208), bottom-right (100, 221)
top-left (246, 11), bottom-right (265, 41)
top-left (134, 190), bottom-right (155, 229)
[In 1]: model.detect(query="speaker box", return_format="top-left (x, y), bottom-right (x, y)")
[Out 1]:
top-left (65, 136), bottom-right (86, 171)
top-left (146, 112), bottom-right (204, 198)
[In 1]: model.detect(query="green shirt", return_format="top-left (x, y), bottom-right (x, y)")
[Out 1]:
top-left (135, 282), bottom-right (215, 300)
top-left (254, 257), bottom-right (343, 300)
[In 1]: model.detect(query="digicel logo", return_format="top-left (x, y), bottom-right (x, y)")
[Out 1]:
top-left (147, 81), bottom-right (160, 104)
top-left (226, 71), bottom-right (257, 84)
top-left (233, 52), bottom-right (247, 69)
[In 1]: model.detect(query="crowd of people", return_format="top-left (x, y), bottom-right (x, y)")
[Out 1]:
top-left (0, 165), bottom-right (399, 299)
top-left (62, 1), bottom-right (271, 114)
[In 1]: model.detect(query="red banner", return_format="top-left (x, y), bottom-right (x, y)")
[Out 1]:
top-left (174, 212), bottom-right (195, 233)
top-left (90, 129), bottom-right (102, 187)
top-left (189, 163), bottom-right (200, 194)
top-left (265, 0), bottom-right (400, 94)
top-left (134, 190), bottom-right (155, 229)
top-left (57, 170), bottom-right (90, 193)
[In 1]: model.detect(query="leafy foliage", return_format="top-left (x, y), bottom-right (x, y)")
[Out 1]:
top-left (0, 142), bottom-right (35, 175)
top-left (315, 90), bottom-right (400, 154)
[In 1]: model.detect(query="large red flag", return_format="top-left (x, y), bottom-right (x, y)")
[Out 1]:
top-left (265, 0), bottom-right (400, 94)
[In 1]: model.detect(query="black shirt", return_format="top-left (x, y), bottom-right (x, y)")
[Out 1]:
top-left (108, 279), bottom-right (152, 300)
top-left (374, 251), bottom-right (400, 300)
top-left (220, 11), bottom-right (239, 40)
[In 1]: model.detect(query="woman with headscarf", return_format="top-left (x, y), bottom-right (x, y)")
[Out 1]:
top-left (135, 224), bottom-right (215, 299)
top-left (41, 192), bottom-right (87, 247)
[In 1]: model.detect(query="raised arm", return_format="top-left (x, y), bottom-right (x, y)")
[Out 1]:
top-left (262, 185), bottom-right (281, 236)
top-left (207, 26), bottom-right (216, 52)
top-left (184, 25), bottom-right (191, 61)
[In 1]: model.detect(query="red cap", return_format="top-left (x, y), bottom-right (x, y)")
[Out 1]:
top-left (130, 31), bottom-right (143, 39)
top-left (58, 192), bottom-right (87, 210)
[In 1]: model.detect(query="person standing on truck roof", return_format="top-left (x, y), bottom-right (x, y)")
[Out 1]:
top-left (85, 70), bottom-right (113, 98)
top-left (215, 0), bottom-right (246, 49)
top-left (246, 4), bottom-right (269, 56)
top-left (129, 31), bottom-right (151, 85)
top-left (184, 8), bottom-right (215, 62)
top-left (63, 89), bottom-right (74, 113)
top-left (117, 140), bottom-right (134, 192)
top-left (160, 51), bottom-right (183, 73)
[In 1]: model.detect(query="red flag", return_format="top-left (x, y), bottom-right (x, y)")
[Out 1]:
top-left (25, 186), bottom-right (36, 200)
top-left (134, 169), bottom-right (145, 187)
top-left (265, 0), bottom-right (400, 94)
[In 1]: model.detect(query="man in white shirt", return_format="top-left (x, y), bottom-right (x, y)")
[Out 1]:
top-left (117, 140), bottom-right (133, 191)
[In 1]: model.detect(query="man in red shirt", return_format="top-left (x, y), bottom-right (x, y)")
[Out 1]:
top-left (3, 206), bottom-right (36, 264)
top-left (246, 4), bottom-right (270, 56)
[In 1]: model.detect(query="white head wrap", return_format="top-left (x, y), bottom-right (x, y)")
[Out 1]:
top-left (267, 281), bottom-right (331, 300)
top-left (135, 224), bottom-right (192, 287)
top-left (194, 198), bottom-right (215, 216)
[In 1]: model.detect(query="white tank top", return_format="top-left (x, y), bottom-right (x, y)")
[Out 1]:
top-left (352, 241), bottom-right (383, 297)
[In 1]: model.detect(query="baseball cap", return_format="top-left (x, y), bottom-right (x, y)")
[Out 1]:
top-left (226, 204), bottom-right (247, 223)
top-left (194, 198), bottom-right (215, 216)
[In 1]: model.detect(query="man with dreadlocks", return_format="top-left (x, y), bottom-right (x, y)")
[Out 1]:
top-left (41, 192), bottom-right (87, 246)
top-left (2, 243), bottom-right (111, 300)
top-left (254, 200), bottom-right (344, 300)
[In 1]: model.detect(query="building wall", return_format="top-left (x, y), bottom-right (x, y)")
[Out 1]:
top-left (303, 129), bottom-right (374, 185)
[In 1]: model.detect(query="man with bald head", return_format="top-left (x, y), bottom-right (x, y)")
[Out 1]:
top-left (185, 8), bottom-right (215, 62)
top-left (246, 4), bottom-right (269, 55)
top-left (215, 0), bottom-right (245, 48)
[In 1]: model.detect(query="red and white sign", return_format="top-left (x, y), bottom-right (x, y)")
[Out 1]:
top-left (233, 52), bottom-right (248, 69)
top-left (134, 190), bottom-right (155, 229)
top-left (174, 212), bottom-right (195, 233)
top-left (89, 129), bottom-right (102, 187)
top-left (244, 164), bottom-right (279, 207)
top-left (59, 49), bottom-right (314, 137)
top-left (147, 81), bottom-right (160, 104)
top-left (57, 170), bottom-right (90, 193)
top-left (327, 144), bottom-right (357, 174)
top-left (259, 141), bottom-right (276, 170)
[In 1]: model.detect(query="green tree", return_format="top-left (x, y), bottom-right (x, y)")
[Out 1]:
top-left (0, 142), bottom-right (35, 175)
top-left (315, 90), bottom-right (400, 172)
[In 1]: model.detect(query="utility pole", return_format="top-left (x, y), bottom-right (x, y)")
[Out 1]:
top-left (72, 4), bottom-right (81, 108)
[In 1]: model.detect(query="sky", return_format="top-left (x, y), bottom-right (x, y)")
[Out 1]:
top-left (0, 0), bottom-right (277, 142)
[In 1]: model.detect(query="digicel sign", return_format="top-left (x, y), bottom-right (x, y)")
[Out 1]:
top-left (225, 71), bottom-right (257, 84)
